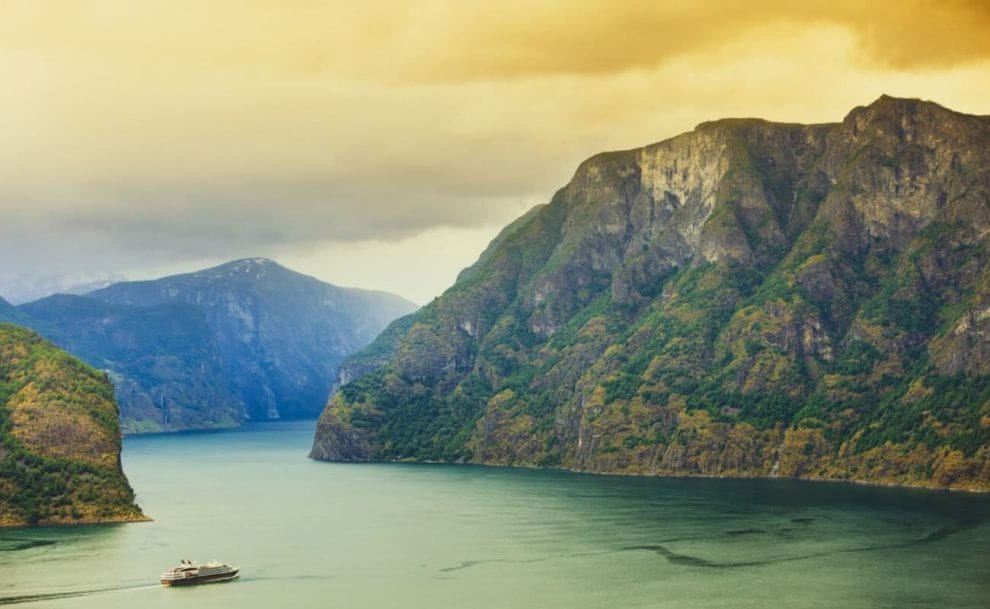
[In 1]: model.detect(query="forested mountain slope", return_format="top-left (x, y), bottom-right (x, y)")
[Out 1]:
top-left (0, 324), bottom-right (145, 526)
top-left (312, 96), bottom-right (990, 491)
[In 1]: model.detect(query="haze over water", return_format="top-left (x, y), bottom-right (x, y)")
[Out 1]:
top-left (1, 420), bottom-right (988, 608)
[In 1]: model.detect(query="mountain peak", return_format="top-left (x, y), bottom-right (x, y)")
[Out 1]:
top-left (844, 94), bottom-right (961, 126)
top-left (834, 94), bottom-right (990, 150)
top-left (82, 257), bottom-right (419, 425)
top-left (194, 257), bottom-right (287, 281)
top-left (866, 94), bottom-right (937, 110)
top-left (874, 93), bottom-right (920, 104)
top-left (231, 257), bottom-right (277, 267)
top-left (218, 257), bottom-right (280, 270)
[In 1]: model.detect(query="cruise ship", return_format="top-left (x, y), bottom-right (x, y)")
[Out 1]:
top-left (160, 560), bottom-right (240, 586)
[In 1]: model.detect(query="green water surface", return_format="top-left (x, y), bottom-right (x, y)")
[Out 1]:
top-left (1, 420), bottom-right (988, 608)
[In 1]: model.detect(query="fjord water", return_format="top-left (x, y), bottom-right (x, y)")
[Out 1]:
top-left (1, 421), bottom-right (988, 608)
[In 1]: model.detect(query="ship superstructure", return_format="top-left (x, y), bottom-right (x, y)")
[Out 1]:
top-left (160, 560), bottom-right (239, 586)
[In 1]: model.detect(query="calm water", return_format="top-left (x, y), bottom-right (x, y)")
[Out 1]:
top-left (1, 420), bottom-right (988, 608)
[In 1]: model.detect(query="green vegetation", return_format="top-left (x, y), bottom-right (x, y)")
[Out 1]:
top-left (312, 96), bottom-right (990, 491)
top-left (0, 324), bottom-right (145, 526)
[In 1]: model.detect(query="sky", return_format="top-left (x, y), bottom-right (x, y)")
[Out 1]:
top-left (2, 1), bottom-right (989, 304)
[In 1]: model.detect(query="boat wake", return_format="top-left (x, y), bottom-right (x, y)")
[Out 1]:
top-left (0, 583), bottom-right (159, 606)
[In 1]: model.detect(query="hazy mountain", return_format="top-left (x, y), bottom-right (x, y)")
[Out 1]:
top-left (89, 258), bottom-right (418, 422)
top-left (0, 272), bottom-right (125, 305)
top-left (312, 96), bottom-right (990, 491)
top-left (19, 295), bottom-right (241, 433)
top-left (0, 295), bottom-right (30, 325)
top-left (4, 259), bottom-right (417, 433)
top-left (0, 324), bottom-right (146, 526)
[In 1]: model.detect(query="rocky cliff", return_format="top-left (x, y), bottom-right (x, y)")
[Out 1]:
top-left (19, 295), bottom-right (241, 434)
top-left (311, 96), bottom-right (990, 491)
top-left (0, 324), bottom-right (146, 526)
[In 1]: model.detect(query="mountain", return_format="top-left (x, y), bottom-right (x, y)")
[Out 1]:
top-left (89, 258), bottom-right (418, 422)
top-left (0, 324), bottom-right (146, 526)
top-left (0, 272), bottom-right (125, 305)
top-left (0, 296), bottom-right (30, 325)
top-left (19, 295), bottom-right (240, 433)
top-left (311, 96), bottom-right (990, 491)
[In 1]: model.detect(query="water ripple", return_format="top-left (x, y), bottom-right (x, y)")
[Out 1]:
top-left (439, 523), bottom-right (972, 573)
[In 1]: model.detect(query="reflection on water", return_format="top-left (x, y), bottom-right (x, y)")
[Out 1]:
top-left (0, 539), bottom-right (56, 552)
top-left (1, 420), bottom-right (988, 609)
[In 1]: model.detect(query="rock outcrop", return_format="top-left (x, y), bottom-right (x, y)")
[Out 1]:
top-left (312, 96), bottom-right (990, 491)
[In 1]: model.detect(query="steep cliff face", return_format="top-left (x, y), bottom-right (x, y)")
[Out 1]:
top-left (19, 295), bottom-right (240, 434)
top-left (0, 324), bottom-right (145, 527)
top-left (90, 259), bottom-right (418, 422)
top-left (312, 96), bottom-right (990, 491)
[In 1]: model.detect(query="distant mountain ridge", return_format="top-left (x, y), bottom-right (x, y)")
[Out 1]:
top-left (0, 296), bottom-right (30, 326)
top-left (0, 272), bottom-right (124, 305)
top-left (311, 96), bottom-right (990, 491)
top-left (4, 259), bottom-right (417, 433)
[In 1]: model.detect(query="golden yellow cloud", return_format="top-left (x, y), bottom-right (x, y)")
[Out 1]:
top-left (0, 0), bottom-right (989, 302)
top-left (3, 1), bottom-right (989, 83)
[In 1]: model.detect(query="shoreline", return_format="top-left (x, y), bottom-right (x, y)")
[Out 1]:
top-left (122, 417), bottom-right (318, 438)
top-left (0, 514), bottom-right (152, 530)
top-left (309, 456), bottom-right (990, 495)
